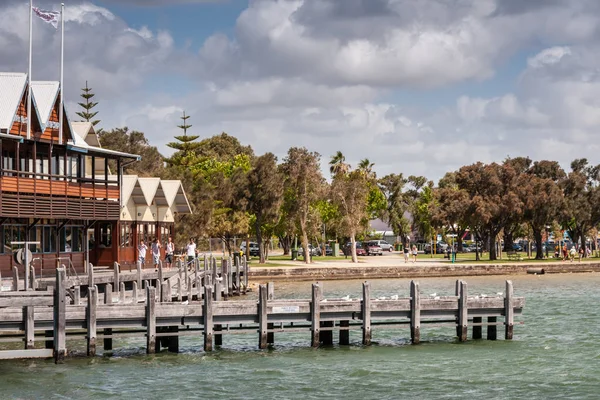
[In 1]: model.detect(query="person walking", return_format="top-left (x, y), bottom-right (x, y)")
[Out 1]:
top-left (578, 246), bottom-right (584, 262)
top-left (165, 236), bottom-right (175, 269)
top-left (562, 244), bottom-right (568, 261)
top-left (138, 239), bottom-right (148, 266)
top-left (186, 238), bottom-right (197, 265)
top-left (152, 237), bottom-right (161, 271)
top-left (403, 244), bottom-right (409, 263)
top-left (411, 245), bottom-right (418, 263)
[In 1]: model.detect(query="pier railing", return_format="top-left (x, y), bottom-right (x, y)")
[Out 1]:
top-left (0, 263), bottom-right (523, 362)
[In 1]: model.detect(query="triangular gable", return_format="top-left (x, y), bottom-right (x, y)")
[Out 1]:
top-left (0, 73), bottom-right (28, 131)
top-left (121, 175), bottom-right (138, 206)
top-left (160, 180), bottom-right (181, 208)
top-left (31, 81), bottom-right (59, 126)
top-left (171, 182), bottom-right (192, 214)
top-left (137, 177), bottom-right (161, 206)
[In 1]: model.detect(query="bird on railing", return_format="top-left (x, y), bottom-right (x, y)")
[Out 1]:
top-left (429, 293), bottom-right (437, 297)
top-left (341, 294), bottom-right (351, 301)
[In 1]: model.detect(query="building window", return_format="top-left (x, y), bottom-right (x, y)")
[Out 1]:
top-left (99, 223), bottom-right (112, 248)
top-left (43, 226), bottom-right (55, 253)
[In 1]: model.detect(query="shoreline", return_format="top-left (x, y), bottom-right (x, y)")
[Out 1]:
top-left (248, 261), bottom-right (600, 282)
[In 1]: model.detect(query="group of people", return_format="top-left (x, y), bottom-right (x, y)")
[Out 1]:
top-left (137, 237), bottom-right (199, 270)
top-left (554, 243), bottom-right (591, 262)
top-left (403, 244), bottom-right (418, 263)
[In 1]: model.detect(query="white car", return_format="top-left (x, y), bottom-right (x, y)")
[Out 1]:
top-left (372, 240), bottom-right (393, 252)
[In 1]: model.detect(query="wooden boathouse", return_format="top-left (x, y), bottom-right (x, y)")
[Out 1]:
top-left (0, 72), bottom-right (191, 276)
top-left (0, 255), bottom-right (524, 361)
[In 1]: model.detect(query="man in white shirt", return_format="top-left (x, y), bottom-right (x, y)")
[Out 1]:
top-left (165, 236), bottom-right (175, 269)
top-left (138, 239), bottom-right (148, 265)
top-left (186, 238), bottom-right (196, 264)
top-left (152, 238), bottom-right (161, 270)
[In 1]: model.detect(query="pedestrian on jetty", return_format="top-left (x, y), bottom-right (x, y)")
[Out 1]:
top-left (569, 246), bottom-right (576, 262)
top-left (152, 238), bottom-right (162, 271)
top-left (138, 239), bottom-right (148, 266)
top-left (562, 244), bottom-right (568, 261)
top-left (165, 236), bottom-right (174, 268)
top-left (186, 238), bottom-right (197, 265)
top-left (411, 245), bottom-right (418, 263)
top-left (403, 245), bottom-right (409, 263)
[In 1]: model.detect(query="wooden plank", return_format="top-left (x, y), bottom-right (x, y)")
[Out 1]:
top-left (146, 286), bottom-right (156, 354)
top-left (258, 284), bottom-right (268, 349)
top-left (24, 306), bottom-right (34, 349)
top-left (87, 286), bottom-right (97, 356)
top-left (53, 268), bottom-right (66, 363)
top-left (203, 286), bottom-right (213, 352)
top-left (311, 283), bottom-right (321, 347)
top-left (410, 280), bottom-right (420, 344)
top-left (362, 282), bottom-right (371, 345)
top-left (0, 349), bottom-right (53, 359)
top-left (505, 280), bottom-right (514, 340)
top-left (458, 281), bottom-right (468, 342)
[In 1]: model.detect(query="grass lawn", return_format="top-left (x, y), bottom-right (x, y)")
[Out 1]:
top-left (421, 252), bottom-right (600, 263)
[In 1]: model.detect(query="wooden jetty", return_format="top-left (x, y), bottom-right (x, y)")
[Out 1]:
top-left (0, 263), bottom-right (524, 362)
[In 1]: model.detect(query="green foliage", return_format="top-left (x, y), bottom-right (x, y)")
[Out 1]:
top-left (76, 81), bottom-right (100, 129)
top-left (191, 154), bottom-right (252, 179)
top-left (165, 111), bottom-right (202, 167)
top-left (98, 127), bottom-right (164, 177)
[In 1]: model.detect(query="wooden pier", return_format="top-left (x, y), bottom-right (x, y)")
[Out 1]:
top-left (0, 260), bottom-right (524, 362)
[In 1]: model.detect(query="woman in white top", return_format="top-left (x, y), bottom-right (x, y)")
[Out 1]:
top-left (165, 236), bottom-right (175, 268)
top-left (186, 238), bottom-right (197, 264)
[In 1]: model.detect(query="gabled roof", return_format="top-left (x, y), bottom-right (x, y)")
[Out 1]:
top-left (30, 81), bottom-right (59, 126)
top-left (72, 121), bottom-right (101, 147)
top-left (137, 177), bottom-right (161, 206)
top-left (162, 180), bottom-right (192, 213)
top-left (119, 175), bottom-right (192, 215)
top-left (0, 73), bottom-right (28, 131)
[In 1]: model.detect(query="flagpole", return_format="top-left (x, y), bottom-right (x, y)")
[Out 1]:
top-left (59, 3), bottom-right (64, 145)
top-left (27, 0), bottom-right (33, 140)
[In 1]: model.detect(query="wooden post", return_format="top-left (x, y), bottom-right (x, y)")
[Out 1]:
top-left (71, 286), bottom-right (80, 305)
top-left (12, 266), bottom-right (19, 291)
top-left (235, 259), bottom-right (241, 296)
top-left (157, 263), bottom-right (163, 299)
top-left (215, 281), bottom-right (222, 302)
top-left (119, 282), bottom-right (125, 303)
top-left (410, 280), bottom-right (421, 344)
top-left (311, 283), bottom-right (321, 347)
top-left (146, 286), bottom-right (156, 354)
top-left (458, 281), bottom-right (468, 342)
top-left (177, 278), bottom-right (183, 302)
top-left (30, 265), bottom-right (37, 290)
top-left (88, 262), bottom-right (94, 288)
top-left (455, 279), bottom-right (461, 337)
top-left (161, 282), bottom-right (169, 303)
top-left (212, 257), bottom-right (217, 285)
top-left (53, 267), bottom-right (67, 363)
top-left (87, 285), bottom-right (97, 356)
top-left (243, 256), bottom-right (248, 291)
top-left (187, 277), bottom-right (192, 301)
top-left (362, 282), bottom-right (371, 346)
top-left (258, 284), bottom-right (268, 349)
top-left (136, 261), bottom-right (142, 287)
top-left (203, 285), bottom-right (213, 352)
top-left (132, 281), bottom-right (138, 303)
top-left (227, 258), bottom-right (233, 295)
top-left (104, 283), bottom-right (113, 351)
top-left (24, 306), bottom-right (35, 349)
top-left (113, 262), bottom-right (120, 293)
top-left (505, 280), bottom-right (514, 340)
top-left (222, 275), bottom-right (229, 300)
top-left (487, 317), bottom-right (497, 340)
top-left (267, 282), bottom-right (274, 344)
top-left (339, 320), bottom-right (350, 345)
top-left (194, 258), bottom-right (199, 290)
top-left (473, 317), bottom-right (482, 339)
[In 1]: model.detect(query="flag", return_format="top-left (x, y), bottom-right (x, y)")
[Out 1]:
top-left (32, 7), bottom-right (60, 29)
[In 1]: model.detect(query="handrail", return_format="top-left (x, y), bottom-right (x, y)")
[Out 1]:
top-left (1, 169), bottom-right (118, 185)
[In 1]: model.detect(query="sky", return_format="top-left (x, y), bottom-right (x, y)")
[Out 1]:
top-left (1, 0), bottom-right (599, 181)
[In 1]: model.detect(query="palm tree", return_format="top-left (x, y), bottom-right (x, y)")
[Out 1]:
top-left (330, 151), bottom-right (349, 176)
top-left (358, 158), bottom-right (375, 179)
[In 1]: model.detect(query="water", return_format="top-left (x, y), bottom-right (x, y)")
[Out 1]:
top-left (1, 274), bottom-right (599, 399)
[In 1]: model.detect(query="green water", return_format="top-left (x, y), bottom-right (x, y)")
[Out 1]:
top-left (1, 274), bottom-right (599, 399)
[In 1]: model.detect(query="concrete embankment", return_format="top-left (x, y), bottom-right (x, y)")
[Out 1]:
top-left (249, 261), bottom-right (600, 282)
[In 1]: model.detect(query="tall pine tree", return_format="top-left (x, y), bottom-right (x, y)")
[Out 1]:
top-left (76, 81), bottom-right (101, 128)
top-left (165, 111), bottom-right (202, 167)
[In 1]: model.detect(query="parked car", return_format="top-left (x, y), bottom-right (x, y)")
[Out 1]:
top-left (297, 244), bottom-right (321, 257)
top-left (365, 241), bottom-right (384, 256)
top-left (343, 242), bottom-right (367, 256)
top-left (424, 242), bottom-right (448, 254)
top-left (324, 244), bottom-right (333, 256)
top-left (512, 243), bottom-right (523, 252)
top-left (240, 242), bottom-right (260, 257)
top-left (371, 240), bottom-right (393, 252)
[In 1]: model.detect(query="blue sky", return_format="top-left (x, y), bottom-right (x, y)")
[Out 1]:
top-left (1, 0), bottom-right (600, 180)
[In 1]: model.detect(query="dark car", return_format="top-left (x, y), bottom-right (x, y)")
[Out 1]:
top-left (343, 242), bottom-right (366, 256)
top-left (325, 245), bottom-right (333, 256)
top-left (365, 241), bottom-right (383, 256)
top-left (424, 242), bottom-right (447, 254)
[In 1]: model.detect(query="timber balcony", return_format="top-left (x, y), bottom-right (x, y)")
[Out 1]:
top-left (0, 170), bottom-right (120, 220)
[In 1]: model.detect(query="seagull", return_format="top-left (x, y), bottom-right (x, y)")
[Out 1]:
top-left (390, 294), bottom-right (399, 300)
top-left (341, 294), bottom-right (351, 301)
top-left (480, 294), bottom-right (487, 298)
top-left (322, 299), bottom-right (328, 303)
top-left (496, 292), bottom-right (503, 296)
top-left (181, 300), bottom-right (189, 305)
top-left (429, 293), bottom-right (437, 297)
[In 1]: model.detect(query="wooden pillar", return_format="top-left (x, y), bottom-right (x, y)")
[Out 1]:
top-left (243, 256), bottom-right (249, 291)
top-left (339, 320), bottom-right (350, 345)
top-left (132, 281), bottom-right (138, 303)
top-left (113, 262), bottom-right (119, 293)
top-left (212, 257), bottom-right (218, 287)
top-left (473, 317), bottom-right (482, 339)
top-left (87, 286), bottom-right (97, 356)
top-left (30, 265), bottom-right (37, 290)
top-left (12, 266), bottom-right (19, 291)
top-left (53, 267), bottom-right (67, 363)
top-left (103, 283), bottom-right (112, 351)
top-left (187, 277), bottom-right (192, 301)
top-left (267, 282), bottom-right (274, 344)
top-left (203, 285), bottom-right (213, 352)
top-left (410, 280), bottom-right (421, 344)
top-left (161, 282), bottom-right (169, 303)
top-left (258, 284), bottom-right (268, 349)
top-left (215, 281), bottom-right (222, 302)
top-left (235, 260), bottom-right (241, 296)
top-left (88, 262), bottom-right (94, 287)
top-left (177, 278), bottom-right (183, 302)
top-left (24, 306), bottom-right (35, 349)
top-left (362, 282), bottom-right (371, 345)
top-left (222, 275), bottom-right (228, 300)
top-left (119, 282), bottom-right (125, 303)
top-left (136, 260), bottom-right (142, 287)
top-left (214, 279), bottom-right (222, 346)
top-left (157, 263), bottom-right (163, 299)
top-left (458, 281), bottom-right (468, 342)
top-left (487, 317), bottom-right (497, 340)
top-left (455, 279), bottom-right (462, 337)
top-left (73, 286), bottom-right (81, 306)
top-left (146, 286), bottom-right (156, 354)
top-left (311, 283), bottom-right (321, 347)
top-left (505, 280), bottom-right (514, 340)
